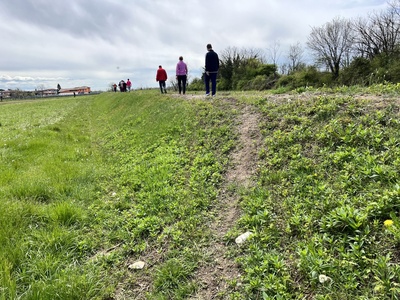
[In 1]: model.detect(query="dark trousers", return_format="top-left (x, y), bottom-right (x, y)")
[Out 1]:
top-left (177, 75), bottom-right (187, 94)
top-left (159, 81), bottom-right (167, 93)
top-left (205, 72), bottom-right (217, 95)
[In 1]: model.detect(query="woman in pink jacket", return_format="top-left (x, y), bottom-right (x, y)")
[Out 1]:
top-left (176, 56), bottom-right (188, 95)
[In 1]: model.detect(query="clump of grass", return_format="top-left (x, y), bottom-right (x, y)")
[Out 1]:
top-left (152, 257), bottom-right (198, 298)
top-left (49, 201), bottom-right (85, 226)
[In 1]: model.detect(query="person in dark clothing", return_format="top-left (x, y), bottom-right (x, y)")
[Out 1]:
top-left (204, 43), bottom-right (219, 96)
top-left (156, 65), bottom-right (168, 94)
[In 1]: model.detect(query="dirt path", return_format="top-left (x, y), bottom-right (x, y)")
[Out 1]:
top-left (113, 95), bottom-right (263, 299)
top-left (190, 99), bottom-right (263, 299)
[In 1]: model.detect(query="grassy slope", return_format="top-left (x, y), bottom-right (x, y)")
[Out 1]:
top-left (0, 91), bottom-right (237, 299)
top-left (1, 86), bottom-right (400, 299)
top-left (236, 87), bottom-right (400, 299)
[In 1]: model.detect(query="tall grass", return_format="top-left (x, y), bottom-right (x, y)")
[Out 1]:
top-left (0, 90), bottom-right (237, 299)
top-left (0, 96), bottom-right (109, 298)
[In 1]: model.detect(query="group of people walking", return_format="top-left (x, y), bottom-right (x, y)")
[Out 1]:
top-left (113, 44), bottom-right (219, 96)
top-left (156, 55), bottom-right (188, 95)
top-left (156, 44), bottom-right (219, 96)
top-left (113, 79), bottom-right (132, 92)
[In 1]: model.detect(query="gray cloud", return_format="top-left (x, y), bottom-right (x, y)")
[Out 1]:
top-left (0, 0), bottom-right (388, 91)
top-left (0, 0), bottom-right (132, 41)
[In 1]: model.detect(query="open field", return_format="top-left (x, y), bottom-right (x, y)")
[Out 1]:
top-left (1, 86), bottom-right (400, 299)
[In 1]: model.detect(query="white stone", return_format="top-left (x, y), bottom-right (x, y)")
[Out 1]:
top-left (128, 261), bottom-right (145, 270)
top-left (318, 274), bottom-right (331, 283)
top-left (235, 231), bottom-right (253, 245)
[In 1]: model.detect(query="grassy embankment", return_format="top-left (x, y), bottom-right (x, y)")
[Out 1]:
top-left (2, 85), bottom-right (400, 299)
top-left (234, 84), bottom-right (400, 299)
top-left (0, 90), bottom-right (237, 299)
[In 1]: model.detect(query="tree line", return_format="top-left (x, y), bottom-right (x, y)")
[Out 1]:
top-left (189, 0), bottom-right (400, 91)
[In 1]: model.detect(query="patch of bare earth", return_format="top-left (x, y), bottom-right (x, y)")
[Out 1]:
top-left (190, 99), bottom-right (263, 299)
top-left (112, 245), bottom-right (166, 300)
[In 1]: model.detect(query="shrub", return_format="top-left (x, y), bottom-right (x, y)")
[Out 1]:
top-left (276, 66), bottom-right (331, 89)
top-left (187, 77), bottom-right (204, 91)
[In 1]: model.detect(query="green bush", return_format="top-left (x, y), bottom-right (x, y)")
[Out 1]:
top-left (339, 57), bottom-right (372, 86)
top-left (187, 77), bottom-right (204, 91)
top-left (276, 66), bottom-right (332, 89)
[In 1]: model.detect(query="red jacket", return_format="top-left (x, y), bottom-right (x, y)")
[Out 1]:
top-left (156, 68), bottom-right (168, 81)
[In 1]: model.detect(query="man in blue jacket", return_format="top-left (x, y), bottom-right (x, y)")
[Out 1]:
top-left (204, 44), bottom-right (219, 96)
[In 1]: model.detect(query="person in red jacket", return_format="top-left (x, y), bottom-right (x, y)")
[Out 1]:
top-left (156, 65), bottom-right (168, 94)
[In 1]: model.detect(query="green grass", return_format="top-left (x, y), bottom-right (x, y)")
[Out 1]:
top-left (233, 90), bottom-right (400, 299)
top-left (2, 86), bottom-right (400, 299)
top-left (0, 91), bottom-right (237, 299)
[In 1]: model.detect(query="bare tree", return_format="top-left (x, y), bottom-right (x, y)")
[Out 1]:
top-left (307, 17), bottom-right (354, 79)
top-left (352, 8), bottom-right (400, 58)
top-left (388, 0), bottom-right (400, 17)
top-left (36, 84), bottom-right (46, 97)
top-left (266, 40), bottom-right (281, 67)
top-left (265, 40), bottom-right (281, 79)
top-left (287, 42), bottom-right (304, 73)
top-left (280, 63), bottom-right (288, 75)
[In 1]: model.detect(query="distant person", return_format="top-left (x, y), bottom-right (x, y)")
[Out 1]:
top-left (119, 80), bottom-right (125, 92)
top-left (123, 81), bottom-right (127, 92)
top-left (126, 79), bottom-right (132, 92)
top-left (204, 43), bottom-right (219, 96)
top-left (113, 83), bottom-right (117, 92)
top-left (156, 65), bottom-right (168, 94)
top-left (176, 56), bottom-right (188, 95)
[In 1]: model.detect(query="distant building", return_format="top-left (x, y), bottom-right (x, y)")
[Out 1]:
top-left (37, 89), bottom-right (58, 96)
top-left (0, 90), bottom-right (7, 98)
top-left (59, 86), bottom-right (91, 95)
top-left (0, 86), bottom-right (92, 99)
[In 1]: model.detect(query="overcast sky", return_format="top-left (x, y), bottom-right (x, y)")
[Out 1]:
top-left (0, 0), bottom-right (389, 91)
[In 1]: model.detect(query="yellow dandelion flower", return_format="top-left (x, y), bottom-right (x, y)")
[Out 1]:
top-left (384, 219), bottom-right (394, 227)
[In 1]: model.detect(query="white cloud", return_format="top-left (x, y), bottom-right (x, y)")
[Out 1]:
top-left (0, 0), bottom-right (389, 91)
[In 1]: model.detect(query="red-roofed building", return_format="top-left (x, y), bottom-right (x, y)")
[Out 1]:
top-left (59, 86), bottom-right (91, 95)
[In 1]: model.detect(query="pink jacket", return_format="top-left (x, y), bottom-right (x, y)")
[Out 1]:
top-left (176, 61), bottom-right (188, 76)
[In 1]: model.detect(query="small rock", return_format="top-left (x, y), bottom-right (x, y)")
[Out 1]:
top-left (235, 231), bottom-right (253, 245)
top-left (318, 274), bottom-right (331, 283)
top-left (128, 261), bottom-right (145, 270)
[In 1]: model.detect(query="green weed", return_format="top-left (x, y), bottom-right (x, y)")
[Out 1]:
top-left (234, 88), bottom-right (400, 298)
